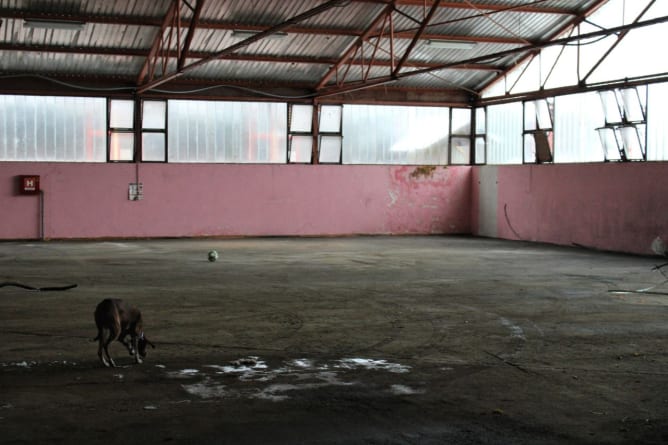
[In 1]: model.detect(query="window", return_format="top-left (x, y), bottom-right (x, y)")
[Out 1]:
top-left (318, 105), bottom-right (342, 164)
top-left (288, 104), bottom-right (313, 163)
top-left (342, 104), bottom-right (450, 165)
top-left (141, 100), bottom-right (167, 162)
top-left (109, 99), bottom-right (135, 162)
top-left (596, 87), bottom-right (647, 161)
top-left (0, 95), bottom-right (106, 162)
top-left (474, 107), bottom-right (487, 164)
top-left (523, 98), bottom-right (554, 163)
top-left (450, 108), bottom-right (472, 165)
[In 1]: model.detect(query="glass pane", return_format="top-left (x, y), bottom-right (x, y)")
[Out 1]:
top-left (143, 101), bottom-right (166, 130)
top-left (524, 101), bottom-right (537, 131)
top-left (450, 136), bottom-right (470, 164)
top-left (597, 127), bottom-right (621, 161)
top-left (142, 133), bottom-right (165, 162)
top-left (320, 105), bottom-right (342, 133)
top-left (475, 136), bottom-right (486, 164)
top-left (319, 135), bottom-right (342, 163)
top-left (0, 95), bottom-right (106, 162)
top-left (598, 90), bottom-right (622, 124)
top-left (536, 99), bottom-right (553, 129)
top-left (289, 135), bottom-right (312, 163)
top-left (110, 99), bottom-right (134, 129)
top-left (109, 132), bottom-right (134, 161)
top-left (290, 104), bottom-right (313, 132)
top-left (524, 133), bottom-right (536, 163)
top-left (451, 108), bottom-right (471, 134)
top-left (619, 87), bottom-right (645, 122)
top-left (342, 104), bottom-right (449, 165)
top-left (475, 108), bottom-right (486, 134)
top-left (168, 100), bottom-right (287, 163)
top-left (619, 126), bottom-right (644, 160)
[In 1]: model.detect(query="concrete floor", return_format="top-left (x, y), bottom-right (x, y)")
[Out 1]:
top-left (1, 236), bottom-right (667, 444)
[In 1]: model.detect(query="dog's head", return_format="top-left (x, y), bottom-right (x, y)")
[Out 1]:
top-left (138, 332), bottom-right (156, 358)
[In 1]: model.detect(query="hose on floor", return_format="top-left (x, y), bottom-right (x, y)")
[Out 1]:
top-left (0, 282), bottom-right (78, 291)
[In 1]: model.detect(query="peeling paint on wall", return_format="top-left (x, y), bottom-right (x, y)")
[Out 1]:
top-left (0, 163), bottom-right (472, 239)
top-left (409, 165), bottom-right (438, 179)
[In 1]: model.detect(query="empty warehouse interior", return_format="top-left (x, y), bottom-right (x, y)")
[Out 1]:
top-left (1, 0), bottom-right (667, 444)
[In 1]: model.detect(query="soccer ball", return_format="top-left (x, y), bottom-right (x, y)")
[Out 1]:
top-left (208, 250), bottom-right (219, 262)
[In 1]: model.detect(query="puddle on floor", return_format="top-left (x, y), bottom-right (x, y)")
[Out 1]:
top-left (172, 356), bottom-right (417, 402)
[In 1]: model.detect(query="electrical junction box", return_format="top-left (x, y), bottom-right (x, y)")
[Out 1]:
top-left (128, 183), bottom-right (143, 201)
top-left (19, 175), bottom-right (40, 194)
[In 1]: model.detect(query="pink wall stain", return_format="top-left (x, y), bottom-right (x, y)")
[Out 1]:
top-left (492, 163), bottom-right (668, 256)
top-left (0, 163), bottom-right (472, 240)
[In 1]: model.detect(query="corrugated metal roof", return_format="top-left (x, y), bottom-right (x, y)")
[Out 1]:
top-left (0, 0), bottom-right (619, 103)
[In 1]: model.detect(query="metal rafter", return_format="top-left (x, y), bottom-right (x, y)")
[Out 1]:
top-left (315, 15), bottom-right (668, 99)
top-left (315, 4), bottom-right (394, 90)
top-left (0, 42), bottom-right (500, 72)
top-left (136, 0), bottom-right (353, 93)
top-left (178, 0), bottom-right (205, 70)
top-left (580, 0), bottom-right (656, 84)
top-left (137, 0), bottom-right (178, 85)
top-left (393, 0), bottom-right (442, 76)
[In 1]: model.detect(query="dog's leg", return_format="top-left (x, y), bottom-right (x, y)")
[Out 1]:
top-left (103, 328), bottom-right (117, 368)
top-left (133, 335), bottom-right (143, 364)
top-left (98, 328), bottom-right (111, 367)
top-left (119, 334), bottom-right (135, 356)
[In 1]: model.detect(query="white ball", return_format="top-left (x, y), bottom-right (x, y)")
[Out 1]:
top-left (208, 250), bottom-right (219, 262)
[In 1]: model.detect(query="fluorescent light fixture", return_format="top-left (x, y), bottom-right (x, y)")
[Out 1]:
top-left (426, 39), bottom-right (477, 50)
top-left (231, 29), bottom-right (288, 40)
top-left (24, 19), bottom-right (85, 31)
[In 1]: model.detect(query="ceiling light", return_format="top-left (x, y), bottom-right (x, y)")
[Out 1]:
top-left (231, 29), bottom-right (288, 40)
top-left (426, 39), bottom-right (477, 50)
top-left (24, 19), bottom-right (86, 31)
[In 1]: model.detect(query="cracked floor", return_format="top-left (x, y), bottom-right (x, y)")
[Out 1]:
top-left (1, 236), bottom-right (667, 444)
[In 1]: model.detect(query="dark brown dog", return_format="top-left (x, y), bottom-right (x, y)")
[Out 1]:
top-left (93, 298), bottom-right (154, 367)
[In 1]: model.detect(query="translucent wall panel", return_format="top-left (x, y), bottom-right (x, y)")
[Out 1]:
top-left (0, 95), bottom-right (106, 162)
top-left (554, 92), bottom-right (605, 163)
top-left (168, 100), bottom-right (287, 163)
top-left (487, 103), bottom-right (523, 164)
top-left (342, 105), bottom-right (450, 165)
top-left (647, 82), bottom-right (668, 161)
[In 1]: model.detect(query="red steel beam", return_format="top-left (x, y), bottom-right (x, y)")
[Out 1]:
top-left (137, 0), bottom-right (178, 85)
top-left (0, 42), bottom-right (500, 71)
top-left (137, 0), bottom-right (352, 93)
top-left (315, 4), bottom-right (394, 90)
top-left (178, 0), bottom-right (205, 71)
top-left (393, 0), bottom-right (442, 76)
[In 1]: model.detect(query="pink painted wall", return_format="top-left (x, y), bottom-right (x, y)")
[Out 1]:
top-left (0, 163), bottom-right (471, 239)
top-left (473, 163), bottom-right (668, 256)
